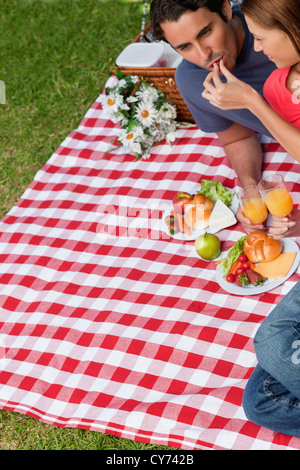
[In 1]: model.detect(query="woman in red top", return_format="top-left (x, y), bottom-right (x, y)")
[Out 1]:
top-left (203, 0), bottom-right (300, 238)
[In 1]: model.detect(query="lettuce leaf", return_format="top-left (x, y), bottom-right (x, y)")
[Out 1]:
top-left (198, 180), bottom-right (234, 207)
top-left (220, 236), bottom-right (247, 277)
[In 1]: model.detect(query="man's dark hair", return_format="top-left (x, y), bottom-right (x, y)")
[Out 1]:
top-left (150, 0), bottom-right (228, 41)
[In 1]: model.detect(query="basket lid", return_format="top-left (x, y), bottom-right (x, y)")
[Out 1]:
top-left (116, 43), bottom-right (165, 68)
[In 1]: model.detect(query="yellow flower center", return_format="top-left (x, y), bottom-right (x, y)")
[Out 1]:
top-left (107, 98), bottom-right (115, 106)
top-left (141, 110), bottom-right (149, 118)
top-left (126, 133), bottom-right (134, 140)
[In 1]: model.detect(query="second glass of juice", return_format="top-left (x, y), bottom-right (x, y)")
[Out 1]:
top-left (237, 185), bottom-right (268, 224)
top-left (258, 174), bottom-right (293, 217)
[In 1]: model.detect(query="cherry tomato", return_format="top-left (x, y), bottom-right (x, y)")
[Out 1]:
top-left (238, 254), bottom-right (248, 263)
top-left (226, 273), bottom-right (235, 283)
top-left (242, 262), bottom-right (250, 270)
top-left (235, 273), bottom-right (250, 287)
top-left (235, 276), bottom-right (244, 286)
top-left (235, 267), bottom-right (245, 276)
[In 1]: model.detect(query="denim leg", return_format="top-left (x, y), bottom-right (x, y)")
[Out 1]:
top-left (243, 364), bottom-right (300, 436)
top-left (253, 281), bottom-right (300, 400)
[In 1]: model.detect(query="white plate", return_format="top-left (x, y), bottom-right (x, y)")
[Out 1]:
top-left (216, 238), bottom-right (300, 296)
top-left (162, 190), bottom-right (239, 241)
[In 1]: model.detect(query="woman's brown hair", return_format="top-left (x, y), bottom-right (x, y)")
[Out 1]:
top-left (240, 0), bottom-right (300, 55)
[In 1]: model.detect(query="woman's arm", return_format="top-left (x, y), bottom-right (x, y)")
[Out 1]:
top-left (202, 60), bottom-right (300, 163)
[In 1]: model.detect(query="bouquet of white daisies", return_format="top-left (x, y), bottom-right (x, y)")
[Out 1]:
top-left (100, 71), bottom-right (177, 160)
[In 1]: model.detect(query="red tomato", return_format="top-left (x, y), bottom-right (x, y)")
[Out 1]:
top-left (235, 274), bottom-right (250, 287)
top-left (235, 276), bottom-right (243, 286)
top-left (226, 273), bottom-right (235, 283)
top-left (235, 267), bottom-right (245, 276)
top-left (238, 254), bottom-right (248, 263)
top-left (242, 262), bottom-right (250, 270)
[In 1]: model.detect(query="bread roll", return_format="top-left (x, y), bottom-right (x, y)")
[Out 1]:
top-left (192, 194), bottom-right (214, 211)
top-left (184, 205), bottom-right (211, 230)
top-left (243, 230), bottom-right (282, 263)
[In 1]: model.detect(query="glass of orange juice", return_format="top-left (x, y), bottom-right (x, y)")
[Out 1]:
top-left (237, 185), bottom-right (268, 224)
top-left (258, 174), bottom-right (293, 217)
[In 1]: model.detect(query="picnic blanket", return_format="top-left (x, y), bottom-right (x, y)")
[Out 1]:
top-left (0, 81), bottom-right (300, 451)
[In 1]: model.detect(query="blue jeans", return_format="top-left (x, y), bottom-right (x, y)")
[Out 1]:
top-left (243, 281), bottom-right (300, 436)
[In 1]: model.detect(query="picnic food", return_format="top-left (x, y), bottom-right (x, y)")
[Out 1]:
top-left (173, 192), bottom-right (193, 214)
top-left (164, 214), bottom-right (179, 235)
top-left (254, 252), bottom-right (297, 279)
top-left (220, 236), bottom-right (247, 277)
top-left (219, 230), bottom-right (297, 289)
top-left (166, 182), bottom-right (237, 237)
top-left (245, 268), bottom-right (267, 286)
top-left (198, 180), bottom-right (234, 207)
top-left (208, 200), bottom-right (237, 233)
top-left (195, 233), bottom-right (221, 260)
top-left (243, 230), bottom-right (282, 263)
top-left (184, 195), bottom-right (213, 231)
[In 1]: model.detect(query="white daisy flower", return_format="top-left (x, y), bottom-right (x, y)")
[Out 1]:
top-left (135, 101), bottom-right (158, 127)
top-left (100, 92), bottom-right (123, 113)
top-left (119, 127), bottom-right (141, 148)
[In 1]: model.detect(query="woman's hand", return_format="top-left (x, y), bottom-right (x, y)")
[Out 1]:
top-left (202, 60), bottom-right (256, 110)
top-left (268, 210), bottom-right (300, 239)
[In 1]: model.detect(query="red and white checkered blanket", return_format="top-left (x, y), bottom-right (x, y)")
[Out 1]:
top-left (0, 85), bottom-right (300, 450)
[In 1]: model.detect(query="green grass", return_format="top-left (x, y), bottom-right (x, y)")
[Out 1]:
top-left (0, 0), bottom-right (177, 451)
top-left (0, 0), bottom-right (147, 217)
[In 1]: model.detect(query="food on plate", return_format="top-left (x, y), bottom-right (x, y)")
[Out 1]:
top-left (219, 234), bottom-right (268, 288)
top-left (184, 195), bottom-right (213, 231)
top-left (219, 236), bottom-right (247, 277)
top-left (198, 180), bottom-right (235, 207)
top-left (175, 210), bottom-right (191, 237)
top-left (191, 193), bottom-right (214, 211)
top-left (255, 252), bottom-right (297, 279)
top-left (243, 230), bottom-right (282, 263)
top-left (208, 199), bottom-right (237, 233)
top-left (235, 272), bottom-right (250, 287)
top-left (195, 232), bottom-right (221, 261)
top-left (224, 251), bottom-right (267, 287)
top-left (166, 182), bottom-right (237, 238)
top-left (165, 209), bottom-right (191, 236)
top-left (172, 192), bottom-right (193, 214)
top-left (218, 230), bottom-right (298, 289)
top-left (164, 213), bottom-right (179, 235)
top-left (245, 268), bottom-right (267, 286)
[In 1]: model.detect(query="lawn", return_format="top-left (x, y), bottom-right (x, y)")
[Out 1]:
top-left (0, 0), bottom-right (175, 451)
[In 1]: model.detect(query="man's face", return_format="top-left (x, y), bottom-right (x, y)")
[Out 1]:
top-left (161, 6), bottom-right (241, 72)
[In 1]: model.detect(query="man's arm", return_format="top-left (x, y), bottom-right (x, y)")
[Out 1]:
top-left (217, 122), bottom-right (265, 233)
top-left (217, 122), bottom-right (262, 187)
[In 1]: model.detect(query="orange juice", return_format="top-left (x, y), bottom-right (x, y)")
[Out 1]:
top-left (242, 197), bottom-right (268, 224)
top-left (264, 187), bottom-right (293, 217)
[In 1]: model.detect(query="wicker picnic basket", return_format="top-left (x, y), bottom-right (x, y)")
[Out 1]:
top-left (110, 3), bottom-right (194, 123)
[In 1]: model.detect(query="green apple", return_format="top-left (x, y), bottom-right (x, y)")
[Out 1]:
top-left (195, 233), bottom-right (221, 260)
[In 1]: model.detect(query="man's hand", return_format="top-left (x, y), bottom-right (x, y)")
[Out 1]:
top-left (236, 206), bottom-right (266, 234)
